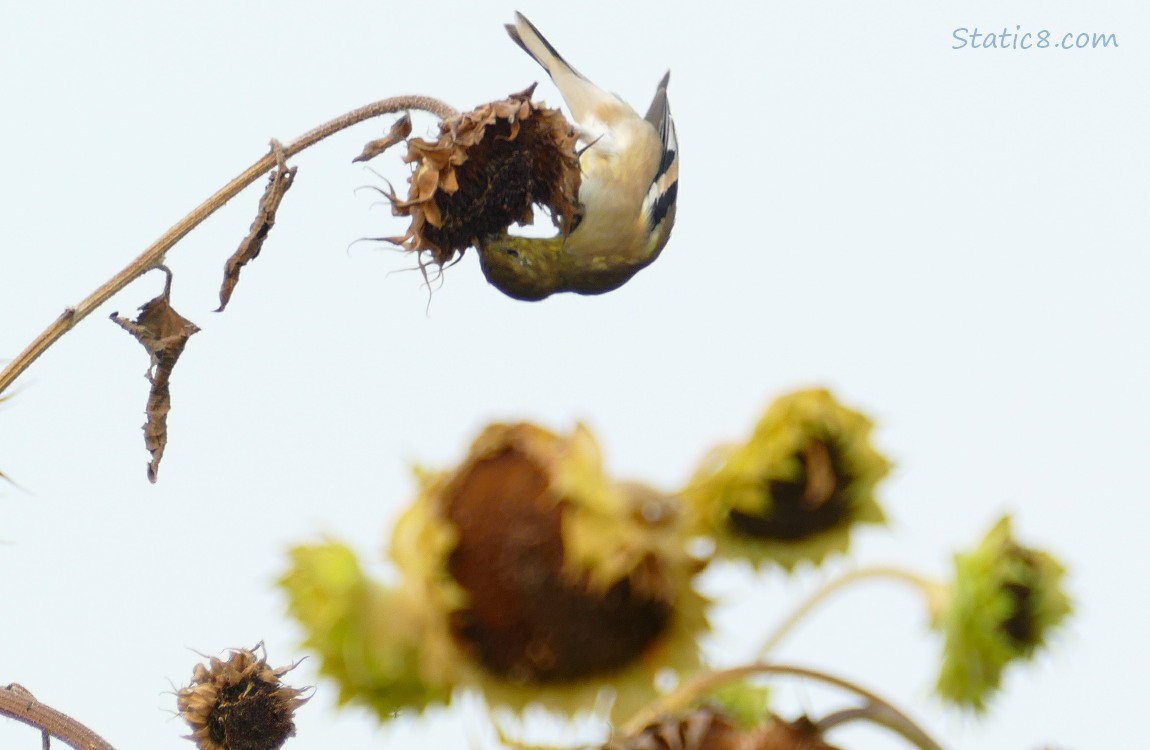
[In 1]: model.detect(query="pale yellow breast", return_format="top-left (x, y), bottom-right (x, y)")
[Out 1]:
top-left (564, 118), bottom-right (662, 266)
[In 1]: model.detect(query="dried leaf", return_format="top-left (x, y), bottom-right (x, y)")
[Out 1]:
top-left (111, 268), bottom-right (200, 482)
top-left (217, 141), bottom-right (297, 312)
top-left (353, 113), bottom-right (412, 163)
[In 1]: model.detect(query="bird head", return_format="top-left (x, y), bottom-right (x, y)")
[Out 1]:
top-left (477, 234), bottom-right (565, 301)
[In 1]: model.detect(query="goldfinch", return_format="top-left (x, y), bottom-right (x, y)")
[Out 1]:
top-left (478, 12), bottom-right (679, 301)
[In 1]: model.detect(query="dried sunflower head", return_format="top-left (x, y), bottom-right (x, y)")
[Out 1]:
top-left (611, 708), bottom-right (837, 750)
top-left (684, 389), bottom-right (890, 571)
top-left (391, 421), bottom-right (708, 719)
top-left (177, 645), bottom-right (308, 750)
top-left (933, 516), bottom-right (1072, 711)
top-left (374, 86), bottom-right (581, 271)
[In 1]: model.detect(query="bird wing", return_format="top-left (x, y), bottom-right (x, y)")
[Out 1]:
top-left (641, 72), bottom-right (679, 247)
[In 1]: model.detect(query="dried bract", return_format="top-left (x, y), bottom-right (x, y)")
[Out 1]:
top-left (353, 113), bottom-right (413, 163)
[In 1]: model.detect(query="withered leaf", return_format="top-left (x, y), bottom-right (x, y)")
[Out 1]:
top-left (111, 268), bottom-right (200, 483)
top-left (353, 113), bottom-right (412, 163)
top-left (217, 142), bottom-right (297, 312)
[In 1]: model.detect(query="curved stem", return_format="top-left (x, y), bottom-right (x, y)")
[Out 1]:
top-left (0, 95), bottom-right (457, 397)
top-left (619, 663), bottom-right (943, 750)
top-left (757, 566), bottom-right (948, 658)
top-left (814, 706), bottom-right (871, 731)
top-left (0, 684), bottom-right (117, 750)
top-left (815, 703), bottom-right (941, 750)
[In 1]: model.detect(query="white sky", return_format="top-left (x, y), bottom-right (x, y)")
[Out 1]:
top-left (1, 2), bottom-right (1147, 749)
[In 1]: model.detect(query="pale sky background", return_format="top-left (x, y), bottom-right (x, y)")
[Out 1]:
top-left (1, 2), bottom-right (1147, 749)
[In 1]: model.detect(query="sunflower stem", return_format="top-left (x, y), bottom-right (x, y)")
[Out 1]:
top-left (756, 565), bottom-right (948, 658)
top-left (0, 95), bottom-right (457, 397)
top-left (0, 684), bottom-right (118, 750)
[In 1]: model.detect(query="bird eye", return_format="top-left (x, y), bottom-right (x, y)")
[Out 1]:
top-left (505, 248), bottom-right (519, 259)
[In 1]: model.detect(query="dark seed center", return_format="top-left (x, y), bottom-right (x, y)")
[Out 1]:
top-left (445, 447), bottom-right (671, 683)
top-left (207, 679), bottom-right (295, 750)
top-left (727, 439), bottom-right (850, 541)
top-left (999, 546), bottom-right (1041, 648)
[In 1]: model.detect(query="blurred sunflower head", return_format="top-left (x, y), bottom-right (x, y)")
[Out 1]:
top-left (932, 515), bottom-right (1072, 711)
top-left (611, 708), bottom-right (837, 750)
top-left (279, 542), bottom-right (452, 720)
top-left (391, 421), bottom-right (708, 719)
top-left (371, 86), bottom-right (582, 271)
top-left (684, 388), bottom-right (890, 571)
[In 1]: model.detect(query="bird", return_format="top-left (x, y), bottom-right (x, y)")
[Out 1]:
top-left (478, 12), bottom-right (678, 301)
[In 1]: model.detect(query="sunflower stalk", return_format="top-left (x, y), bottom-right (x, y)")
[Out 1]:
top-left (0, 95), bottom-right (456, 398)
top-left (756, 565), bottom-right (949, 658)
top-left (0, 684), bottom-right (118, 750)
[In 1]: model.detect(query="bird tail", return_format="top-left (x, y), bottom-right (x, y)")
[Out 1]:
top-left (505, 12), bottom-right (612, 123)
